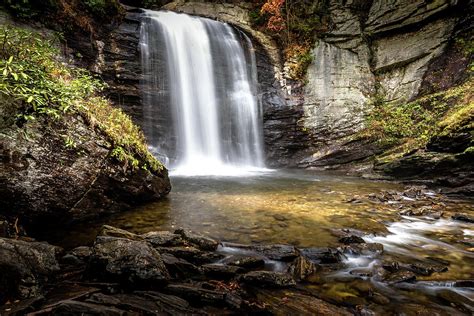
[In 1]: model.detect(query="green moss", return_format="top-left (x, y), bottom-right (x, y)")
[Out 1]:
top-left (79, 97), bottom-right (163, 172)
top-left (437, 100), bottom-right (474, 136)
top-left (359, 79), bottom-right (473, 164)
top-left (0, 25), bottom-right (162, 172)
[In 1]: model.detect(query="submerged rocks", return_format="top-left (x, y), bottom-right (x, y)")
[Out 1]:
top-left (339, 235), bottom-right (365, 244)
top-left (299, 247), bottom-right (344, 264)
top-left (88, 236), bottom-right (170, 286)
top-left (452, 213), bottom-right (474, 223)
top-left (0, 238), bottom-right (61, 304)
top-left (287, 255), bottom-right (318, 281)
top-left (339, 243), bottom-right (384, 256)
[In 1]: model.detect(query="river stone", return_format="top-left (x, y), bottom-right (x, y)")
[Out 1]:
top-left (0, 238), bottom-right (61, 303)
top-left (437, 289), bottom-right (474, 313)
top-left (98, 225), bottom-right (141, 240)
top-left (88, 236), bottom-right (170, 286)
top-left (135, 291), bottom-right (200, 314)
top-left (339, 235), bottom-right (365, 244)
top-left (254, 289), bottom-right (352, 315)
top-left (201, 264), bottom-right (243, 280)
top-left (299, 247), bottom-right (344, 264)
top-left (220, 254), bottom-right (265, 269)
top-left (339, 243), bottom-right (384, 256)
top-left (62, 246), bottom-right (92, 266)
top-left (142, 231), bottom-right (185, 247)
top-left (409, 262), bottom-right (448, 276)
top-left (165, 283), bottom-right (226, 305)
top-left (155, 246), bottom-right (224, 265)
top-left (174, 229), bottom-right (219, 251)
top-left (239, 271), bottom-right (296, 288)
top-left (44, 300), bottom-right (127, 315)
top-left (452, 213), bottom-right (474, 223)
top-left (86, 293), bottom-right (160, 314)
top-left (287, 255), bottom-right (318, 281)
top-left (161, 253), bottom-right (201, 279)
top-left (223, 242), bottom-right (298, 261)
top-left (383, 270), bottom-right (416, 284)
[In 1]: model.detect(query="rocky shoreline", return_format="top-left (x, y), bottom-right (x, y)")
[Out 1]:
top-left (1, 197), bottom-right (473, 316)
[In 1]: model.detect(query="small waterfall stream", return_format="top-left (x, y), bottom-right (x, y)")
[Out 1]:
top-left (140, 11), bottom-right (265, 176)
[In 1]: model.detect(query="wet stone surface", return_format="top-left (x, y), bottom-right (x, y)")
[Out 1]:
top-left (1, 184), bottom-right (473, 315)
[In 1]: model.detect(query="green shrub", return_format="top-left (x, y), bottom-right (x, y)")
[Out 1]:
top-left (82, 0), bottom-right (121, 18)
top-left (362, 79), bottom-right (473, 148)
top-left (0, 25), bottom-right (162, 172)
top-left (4, 0), bottom-right (57, 19)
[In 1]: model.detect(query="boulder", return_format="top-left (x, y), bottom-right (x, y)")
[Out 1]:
top-left (161, 253), bottom-right (201, 278)
top-left (155, 246), bottom-right (224, 265)
top-left (383, 270), bottom-right (416, 284)
top-left (339, 235), bottom-right (365, 244)
top-left (452, 213), bottom-right (474, 223)
top-left (299, 247), bottom-right (344, 264)
top-left (61, 246), bottom-right (92, 265)
top-left (287, 255), bottom-right (318, 281)
top-left (201, 264), bottom-right (243, 280)
top-left (165, 283), bottom-right (226, 305)
top-left (220, 254), bottom-right (265, 269)
top-left (437, 289), bottom-right (474, 313)
top-left (98, 225), bottom-right (141, 240)
top-left (88, 236), bottom-right (170, 286)
top-left (239, 271), bottom-right (296, 288)
top-left (174, 229), bottom-right (219, 251)
top-left (142, 231), bottom-right (185, 247)
top-left (0, 111), bottom-right (171, 225)
top-left (338, 243), bottom-right (384, 256)
top-left (0, 238), bottom-right (61, 304)
top-left (254, 289), bottom-right (352, 315)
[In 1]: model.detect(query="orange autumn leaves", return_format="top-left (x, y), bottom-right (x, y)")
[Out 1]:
top-left (260, 0), bottom-right (286, 32)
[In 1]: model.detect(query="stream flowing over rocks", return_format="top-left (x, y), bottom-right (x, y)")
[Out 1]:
top-left (1, 182), bottom-right (474, 315)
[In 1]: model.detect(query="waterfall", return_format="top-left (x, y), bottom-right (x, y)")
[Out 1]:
top-left (140, 10), bottom-right (265, 176)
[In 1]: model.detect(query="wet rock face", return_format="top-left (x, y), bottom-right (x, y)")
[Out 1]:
top-left (0, 111), bottom-right (171, 225)
top-left (0, 238), bottom-right (60, 304)
top-left (67, 4), bottom-right (307, 168)
top-left (88, 236), bottom-right (171, 286)
top-left (300, 0), bottom-right (466, 167)
top-left (66, 1), bottom-right (468, 169)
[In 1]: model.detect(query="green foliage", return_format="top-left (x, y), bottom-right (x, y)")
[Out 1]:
top-left (251, 0), bottom-right (329, 81)
top-left (82, 0), bottom-right (122, 18)
top-left (362, 80), bottom-right (473, 149)
top-left (0, 25), bottom-right (162, 172)
top-left (4, 0), bottom-right (57, 19)
top-left (79, 96), bottom-right (163, 172)
top-left (0, 26), bottom-right (102, 119)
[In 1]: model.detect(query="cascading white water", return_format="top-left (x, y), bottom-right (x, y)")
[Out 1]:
top-left (140, 10), bottom-right (265, 176)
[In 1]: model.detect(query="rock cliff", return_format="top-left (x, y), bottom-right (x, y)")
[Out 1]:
top-left (64, 0), bottom-right (471, 185)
